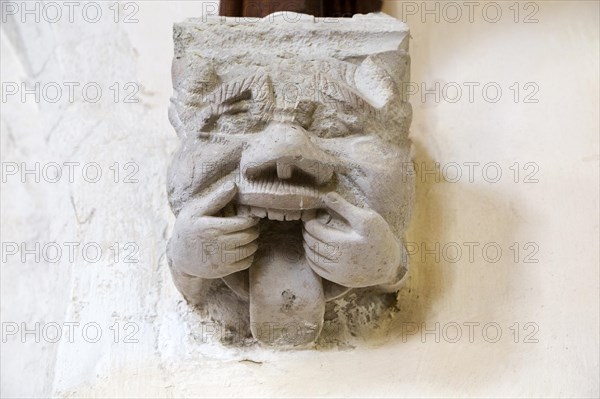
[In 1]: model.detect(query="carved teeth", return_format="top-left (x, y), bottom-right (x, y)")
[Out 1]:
top-left (251, 207), bottom-right (267, 218)
top-left (284, 210), bottom-right (301, 221)
top-left (239, 206), bottom-right (311, 221)
top-left (239, 174), bottom-right (319, 199)
top-left (277, 162), bottom-right (292, 179)
top-left (267, 209), bottom-right (285, 221)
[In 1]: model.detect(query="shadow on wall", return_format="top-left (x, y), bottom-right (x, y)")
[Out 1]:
top-left (378, 0), bottom-right (528, 341)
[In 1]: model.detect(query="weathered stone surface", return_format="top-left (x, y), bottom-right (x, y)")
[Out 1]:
top-left (167, 12), bottom-right (413, 346)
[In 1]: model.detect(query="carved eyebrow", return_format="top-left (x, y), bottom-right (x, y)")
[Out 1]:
top-left (213, 74), bottom-right (271, 105)
top-left (206, 73), bottom-right (273, 111)
top-left (199, 72), bottom-right (379, 112)
top-left (190, 72), bottom-right (386, 133)
top-left (315, 74), bottom-right (380, 118)
top-left (191, 73), bottom-right (274, 131)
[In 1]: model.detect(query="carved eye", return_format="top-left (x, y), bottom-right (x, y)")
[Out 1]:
top-left (215, 111), bottom-right (266, 134)
top-left (201, 97), bottom-right (270, 135)
top-left (198, 74), bottom-right (274, 134)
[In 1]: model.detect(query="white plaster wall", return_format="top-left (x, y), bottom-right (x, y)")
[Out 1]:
top-left (1, 1), bottom-right (598, 397)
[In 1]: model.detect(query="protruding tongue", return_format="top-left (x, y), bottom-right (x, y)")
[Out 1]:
top-left (249, 221), bottom-right (325, 346)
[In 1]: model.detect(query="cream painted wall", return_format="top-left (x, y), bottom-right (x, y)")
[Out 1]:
top-left (0, 1), bottom-right (598, 397)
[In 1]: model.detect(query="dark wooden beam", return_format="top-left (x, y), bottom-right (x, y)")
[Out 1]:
top-left (219, 0), bottom-right (381, 18)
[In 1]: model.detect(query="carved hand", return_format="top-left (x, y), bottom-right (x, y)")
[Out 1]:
top-left (167, 182), bottom-right (259, 279)
top-left (302, 192), bottom-right (402, 288)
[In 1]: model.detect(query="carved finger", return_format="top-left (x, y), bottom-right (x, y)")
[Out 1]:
top-left (302, 232), bottom-right (341, 262)
top-left (323, 192), bottom-right (369, 231)
top-left (222, 241), bottom-right (259, 262)
top-left (304, 254), bottom-right (332, 278)
top-left (221, 252), bottom-right (258, 277)
top-left (220, 226), bottom-right (260, 247)
top-left (203, 215), bottom-right (259, 234)
top-left (191, 181), bottom-right (238, 217)
top-left (303, 218), bottom-right (349, 243)
top-left (205, 255), bottom-right (255, 279)
top-left (302, 241), bottom-right (338, 263)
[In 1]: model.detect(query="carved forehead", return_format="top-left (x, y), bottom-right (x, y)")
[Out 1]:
top-left (174, 55), bottom-right (355, 91)
top-left (256, 57), bottom-right (357, 83)
top-left (174, 56), bottom-right (385, 116)
top-left (207, 60), bottom-right (375, 112)
top-left (170, 15), bottom-right (412, 143)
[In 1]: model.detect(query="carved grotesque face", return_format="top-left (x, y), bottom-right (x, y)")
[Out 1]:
top-left (167, 55), bottom-right (413, 346)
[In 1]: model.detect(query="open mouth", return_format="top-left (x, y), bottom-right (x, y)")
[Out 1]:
top-left (236, 170), bottom-right (330, 218)
top-left (222, 171), bottom-right (351, 311)
top-left (236, 205), bottom-right (316, 221)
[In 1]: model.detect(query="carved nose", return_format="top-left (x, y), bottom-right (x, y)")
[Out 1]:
top-left (243, 122), bottom-right (334, 185)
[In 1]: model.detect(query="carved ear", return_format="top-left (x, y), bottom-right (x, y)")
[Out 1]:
top-left (354, 57), bottom-right (396, 108)
top-left (170, 56), bottom-right (221, 139)
top-left (354, 51), bottom-right (408, 108)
